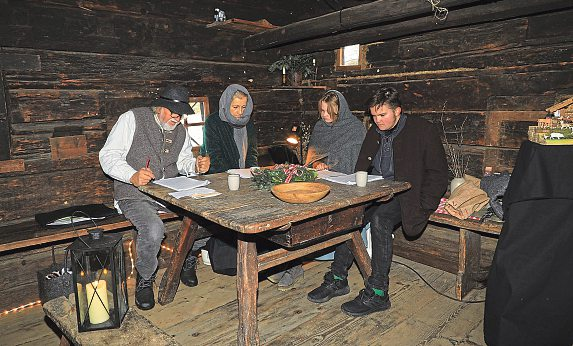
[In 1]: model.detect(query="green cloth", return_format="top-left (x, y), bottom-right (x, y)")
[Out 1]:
top-left (201, 111), bottom-right (258, 174)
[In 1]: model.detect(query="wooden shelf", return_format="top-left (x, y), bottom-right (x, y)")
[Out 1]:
top-left (206, 19), bottom-right (277, 34)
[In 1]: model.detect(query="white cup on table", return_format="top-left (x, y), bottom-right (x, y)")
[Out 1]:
top-left (355, 171), bottom-right (368, 187)
top-left (228, 173), bottom-right (240, 191)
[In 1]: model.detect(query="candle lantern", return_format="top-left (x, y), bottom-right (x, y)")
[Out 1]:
top-left (68, 229), bottom-right (128, 332)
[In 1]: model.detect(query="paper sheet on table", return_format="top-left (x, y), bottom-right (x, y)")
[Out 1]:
top-left (227, 168), bottom-right (255, 179)
top-left (321, 172), bottom-right (384, 185)
top-left (154, 176), bottom-right (210, 191)
top-left (169, 187), bottom-right (221, 199)
top-left (317, 170), bottom-right (346, 180)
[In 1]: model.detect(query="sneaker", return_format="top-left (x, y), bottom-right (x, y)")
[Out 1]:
top-left (307, 272), bottom-right (350, 303)
top-left (277, 265), bottom-right (304, 291)
top-left (267, 270), bottom-right (286, 284)
top-left (340, 286), bottom-right (390, 317)
top-left (135, 273), bottom-right (155, 310)
top-left (180, 252), bottom-right (198, 287)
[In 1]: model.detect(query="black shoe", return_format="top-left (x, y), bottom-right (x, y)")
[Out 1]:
top-left (307, 272), bottom-right (350, 303)
top-left (180, 251), bottom-right (199, 287)
top-left (135, 273), bottom-right (155, 310)
top-left (341, 286), bottom-right (390, 317)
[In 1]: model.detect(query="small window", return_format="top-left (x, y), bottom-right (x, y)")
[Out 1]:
top-left (185, 96), bottom-right (209, 147)
top-left (336, 44), bottom-right (366, 71)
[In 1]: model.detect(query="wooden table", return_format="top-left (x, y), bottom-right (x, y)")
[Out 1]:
top-left (140, 173), bottom-right (410, 345)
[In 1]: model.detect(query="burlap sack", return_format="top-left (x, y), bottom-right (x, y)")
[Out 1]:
top-left (445, 174), bottom-right (490, 219)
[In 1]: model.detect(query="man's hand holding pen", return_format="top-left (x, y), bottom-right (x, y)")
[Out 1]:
top-left (196, 155), bottom-right (210, 174)
top-left (131, 162), bottom-right (155, 187)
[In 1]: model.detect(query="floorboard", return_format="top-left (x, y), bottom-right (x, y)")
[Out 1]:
top-left (0, 256), bottom-right (487, 346)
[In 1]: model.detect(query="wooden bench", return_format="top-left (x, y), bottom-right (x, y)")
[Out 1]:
top-left (0, 212), bottom-right (181, 254)
top-left (428, 212), bottom-right (503, 300)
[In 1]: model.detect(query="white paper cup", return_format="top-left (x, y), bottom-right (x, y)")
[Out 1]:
top-left (228, 173), bottom-right (240, 190)
top-left (355, 171), bottom-right (368, 187)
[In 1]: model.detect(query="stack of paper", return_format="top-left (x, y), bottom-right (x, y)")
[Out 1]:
top-left (154, 176), bottom-right (220, 199)
top-left (319, 171), bottom-right (384, 185)
top-left (169, 187), bottom-right (221, 199)
top-left (154, 176), bottom-right (210, 191)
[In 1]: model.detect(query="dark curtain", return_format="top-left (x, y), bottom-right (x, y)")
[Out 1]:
top-left (484, 141), bottom-right (573, 346)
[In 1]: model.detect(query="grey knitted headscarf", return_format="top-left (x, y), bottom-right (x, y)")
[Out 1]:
top-left (306, 90), bottom-right (366, 174)
top-left (218, 84), bottom-right (253, 168)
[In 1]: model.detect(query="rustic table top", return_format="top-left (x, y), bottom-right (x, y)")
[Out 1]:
top-left (140, 173), bottom-right (410, 234)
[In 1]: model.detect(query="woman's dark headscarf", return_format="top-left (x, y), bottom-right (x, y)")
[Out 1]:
top-left (306, 90), bottom-right (366, 174)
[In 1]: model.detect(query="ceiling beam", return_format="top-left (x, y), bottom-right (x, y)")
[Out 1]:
top-left (265, 0), bottom-right (573, 55)
top-left (245, 0), bottom-right (484, 51)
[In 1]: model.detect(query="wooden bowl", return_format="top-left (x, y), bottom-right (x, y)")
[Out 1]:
top-left (271, 182), bottom-right (330, 204)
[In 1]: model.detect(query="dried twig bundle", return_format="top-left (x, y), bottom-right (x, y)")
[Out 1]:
top-left (440, 104), bottom-right (469, 178)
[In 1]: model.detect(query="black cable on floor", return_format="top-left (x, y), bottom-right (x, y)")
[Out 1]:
top-left (392, 260), bottom-right (486, 304)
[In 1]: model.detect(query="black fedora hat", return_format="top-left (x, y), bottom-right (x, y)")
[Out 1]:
top-left (151, 84), bottom-right (194, 115)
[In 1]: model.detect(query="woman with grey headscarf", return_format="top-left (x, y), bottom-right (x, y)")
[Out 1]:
top-left (306, 90), bottom-right (366, 173)
top-left (197, 84), bottom-right (258, 277)
top-left (307, 90), bottom-right (368, 263)
top-left (269, 90), bottom-right (368, 289)
top-left (201, 84), bottom-right (257, 174)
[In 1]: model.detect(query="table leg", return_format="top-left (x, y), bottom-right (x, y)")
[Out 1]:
top-left (456, 228), bottom-right (481, 300)
top-left (237, 234), bottom-right (259, 346)
top-left (158, 216), bottom-right (198, 305)
top-left (346, 229), bottom-right (372, 279)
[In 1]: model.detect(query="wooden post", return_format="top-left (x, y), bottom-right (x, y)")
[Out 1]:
top-left (158, 216), bottom-right (197, 305)
top-left (456, 228), bottom-right (481, 300)
top-left (237, 234), bottom-right (259, 346)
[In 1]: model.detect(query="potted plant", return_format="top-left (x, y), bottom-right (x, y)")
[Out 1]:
top-left (268, 54), bottom-right (314, 86)
top-left (440, 110), bottom-right (469, 192)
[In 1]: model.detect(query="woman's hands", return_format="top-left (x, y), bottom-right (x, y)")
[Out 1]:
top-left (196, 155), bottom-right (211, 174)
top-left (313, 162), bottom-right (329, 171)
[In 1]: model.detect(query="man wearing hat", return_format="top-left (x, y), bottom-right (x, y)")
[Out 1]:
top-left (99, 84), bottom-right (210, 310)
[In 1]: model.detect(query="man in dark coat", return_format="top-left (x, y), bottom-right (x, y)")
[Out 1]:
top-left (307, 87), bottom-right (448, 316)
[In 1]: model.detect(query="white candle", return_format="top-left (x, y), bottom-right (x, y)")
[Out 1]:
top-left (312, 58), bottom-right (316, 66)
top-left (86, 280), bottom-right (110, 324)
top-left (282, 66), bottom-right (286, 75)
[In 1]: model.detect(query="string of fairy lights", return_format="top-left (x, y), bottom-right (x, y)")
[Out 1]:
top-left (1, 239), bottom-right (175, 317)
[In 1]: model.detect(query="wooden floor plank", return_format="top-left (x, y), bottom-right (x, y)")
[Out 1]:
top-left (0, 256), bottom-right (488, 346)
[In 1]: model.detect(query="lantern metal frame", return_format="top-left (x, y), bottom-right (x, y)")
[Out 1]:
top-left (68, 229), bottom-right (128, 332)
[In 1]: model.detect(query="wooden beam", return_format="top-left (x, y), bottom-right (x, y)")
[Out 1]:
top-left (245, 0), bottom-right (482, 51)
top-left (257, 0), bottom-right (573, 54)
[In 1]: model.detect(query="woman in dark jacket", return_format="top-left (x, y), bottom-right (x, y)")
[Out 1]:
top-left (198, 84), bottom-right (258, 277)
top-left (202, 84), bottom-right (257, 173)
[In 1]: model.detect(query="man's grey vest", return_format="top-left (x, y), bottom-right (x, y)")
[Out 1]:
top-left (114, 107), bottom-right (186, 202)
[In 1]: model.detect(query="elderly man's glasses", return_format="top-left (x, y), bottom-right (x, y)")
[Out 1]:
top-left (166, 109), bottom-right (182, 119)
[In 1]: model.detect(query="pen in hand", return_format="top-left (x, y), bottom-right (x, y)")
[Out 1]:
top-left (146, 158), bottom-right (150, 169)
